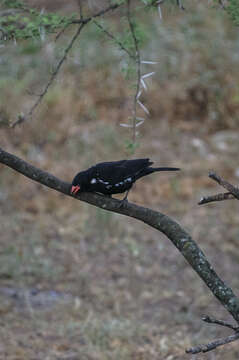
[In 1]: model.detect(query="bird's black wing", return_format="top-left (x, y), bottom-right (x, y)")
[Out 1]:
top-left (91, 158), bottom-right (152, 183)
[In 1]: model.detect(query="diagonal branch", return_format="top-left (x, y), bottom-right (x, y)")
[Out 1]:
top-left (1, 147), bottom-right (239, 327)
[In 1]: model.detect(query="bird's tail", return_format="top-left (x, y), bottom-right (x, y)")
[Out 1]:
top-left (152, 167), bottom-right (180, 172)
top-left (135, 166), bottom-right (180, 180)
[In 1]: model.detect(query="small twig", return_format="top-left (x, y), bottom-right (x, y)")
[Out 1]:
top-left (55, 22), bottom-right (72, 41)
top-left (186, 332), bottom-right (239, 354)
top-left (202, 315), bottom-right (239, 331)
top-left (93, 20), bottom-right (135, 59)
top-left (126, 0), bottom-right (141, 144)
top-left (209, 172), bottom-right (239, 200)
top-left (198, 192), bottom-right (234, 205)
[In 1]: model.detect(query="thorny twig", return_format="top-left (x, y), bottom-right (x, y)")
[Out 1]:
top-left (11, 2), bottom-right (122, 127)
top-left (186, 315), bottom-right (239, 354)
top-left (10, 0), bottom-right (166, 131)
top-left (126, 0), bottom-right (141, 144)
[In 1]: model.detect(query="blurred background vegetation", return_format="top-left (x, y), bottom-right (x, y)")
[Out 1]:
top-left (1, 0), bottom-right (239, 359)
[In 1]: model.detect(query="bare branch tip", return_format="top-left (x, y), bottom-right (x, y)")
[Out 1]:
top-left (208, 171), bottom-right (216, 178)
top-left (198, 197), bottom-right (205, 205)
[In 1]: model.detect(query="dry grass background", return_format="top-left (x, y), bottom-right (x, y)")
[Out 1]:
top-left (1, 1), bottom-right (239, 359)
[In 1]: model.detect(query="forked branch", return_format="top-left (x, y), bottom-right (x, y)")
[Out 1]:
top-left (199, 172), bottom-right (239, 205)
top-left (186, 315), bottom-right (239, 354)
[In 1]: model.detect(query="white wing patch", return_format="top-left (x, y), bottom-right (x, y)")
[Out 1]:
top-left (113, 177), bottom-right (133, 187)
top-left (99, 179), bottom-right (109, 185)
top-left (91, 176), bottom-right (133, 189)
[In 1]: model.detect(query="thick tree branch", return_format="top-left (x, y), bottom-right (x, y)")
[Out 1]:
top-left (1, 147), bottom-right (239, 328)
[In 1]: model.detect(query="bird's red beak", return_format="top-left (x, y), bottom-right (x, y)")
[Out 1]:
top-left (71, 185), bottom-right (80, 195)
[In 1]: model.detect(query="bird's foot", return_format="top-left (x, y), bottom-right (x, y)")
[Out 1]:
top-left (118, 198), bottom-right (128, 208)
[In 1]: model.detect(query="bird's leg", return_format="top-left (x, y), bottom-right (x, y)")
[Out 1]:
top-left (123, 190), bottom-right (130, 201)
top-left (118, 189), bottom-right (130, 208)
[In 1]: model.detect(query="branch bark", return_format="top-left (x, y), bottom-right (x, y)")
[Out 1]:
top-left (1, 147), bottom-right (239, 326)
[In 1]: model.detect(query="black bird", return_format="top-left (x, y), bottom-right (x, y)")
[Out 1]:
top-left (71, 158), bottom-right (180, 201)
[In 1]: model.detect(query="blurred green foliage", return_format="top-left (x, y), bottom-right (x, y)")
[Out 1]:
top-left (0, 0), bottom-right (76, 40)
top-left (226, 0), bottom-right (239, 26)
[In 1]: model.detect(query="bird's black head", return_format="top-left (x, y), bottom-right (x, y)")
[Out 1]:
top-left (71, 171), bottom-right (88, 196)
